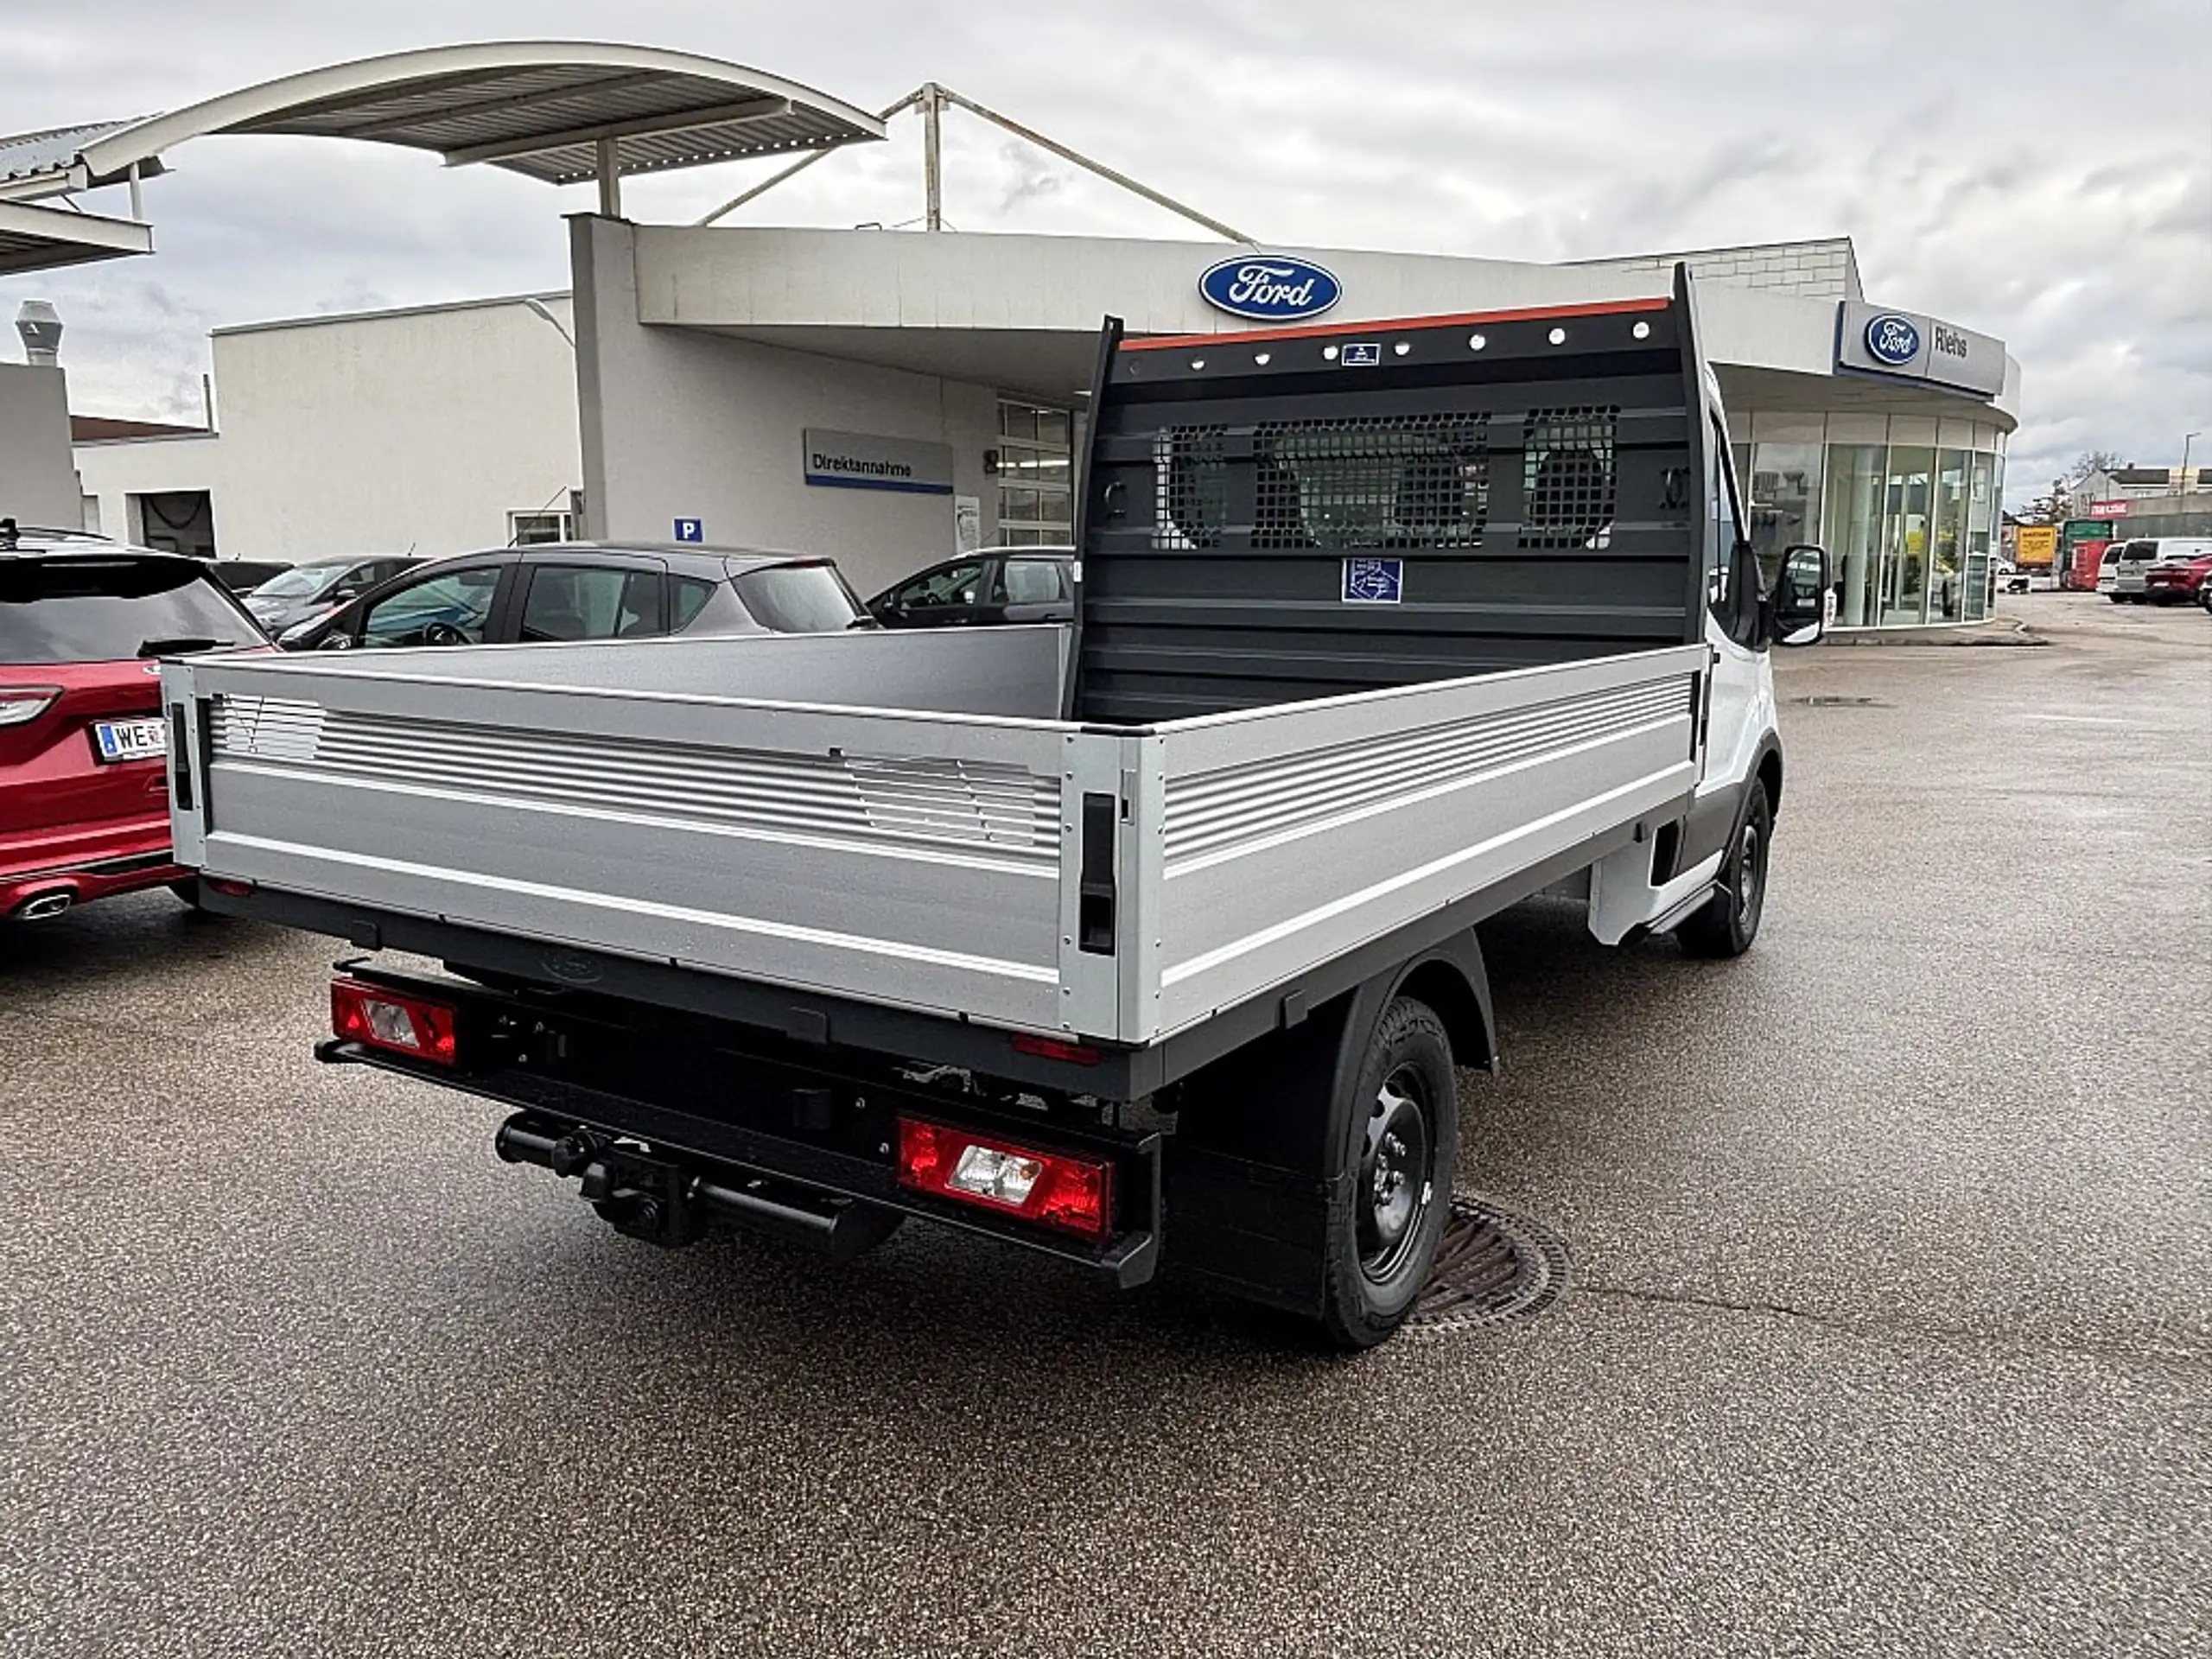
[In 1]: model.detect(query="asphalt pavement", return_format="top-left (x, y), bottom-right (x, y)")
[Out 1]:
top-left (3, 595), bottom-right (2207, 1657)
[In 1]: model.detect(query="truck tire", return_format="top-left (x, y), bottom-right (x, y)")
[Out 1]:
top-left (1676, 779), bottom-right (1771, 959)
top-left (1316, 995), bottom-right (1457, 1350)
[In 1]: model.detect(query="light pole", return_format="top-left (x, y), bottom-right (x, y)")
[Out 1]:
top-left (522, 296), bottom-right (575, 352)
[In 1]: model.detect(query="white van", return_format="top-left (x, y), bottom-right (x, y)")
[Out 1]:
top-left (2113, 537), bottom-right (2207, 601)
top-left (2136, 538), bottom-right (2212, 605)
top-left (2094, 541), bottom-right (2127, 597)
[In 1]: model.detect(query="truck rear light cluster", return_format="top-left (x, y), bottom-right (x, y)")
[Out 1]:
top-left (331, 977), bottom-right (457, 1066)
top-left (894, 1117), bottom-right (1111, 1240)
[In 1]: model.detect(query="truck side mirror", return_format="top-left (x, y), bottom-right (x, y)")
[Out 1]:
top-left (1766, 543), bottom-right (1829, 647)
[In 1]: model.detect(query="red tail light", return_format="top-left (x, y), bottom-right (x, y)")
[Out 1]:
top-left (894, 1117), bottom-right (1111, 1240)
top-left (0, 686), bottom-right (61, 728)
top-left (331, 977), bottom-right (457, 1066)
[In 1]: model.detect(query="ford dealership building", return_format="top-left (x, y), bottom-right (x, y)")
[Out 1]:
top-left (40, 44), bottom-right (2020, 629)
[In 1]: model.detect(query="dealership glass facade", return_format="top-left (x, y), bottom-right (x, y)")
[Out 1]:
top-left (996, 397), bottom-right (1074, 545)
top-left (1729, 411), bottom-right (2007, 628)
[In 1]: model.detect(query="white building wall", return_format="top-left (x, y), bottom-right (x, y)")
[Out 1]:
top-left (75, 295), bottom-right (580, 563)
top-left (631, 224), bottom-right (1668, 340)
top-left (575, 214), bottom-right (1001, 600)
top-left (68, 431), bottom-right (228, 546)
top-left (1573, 238), bottom-right (1865, 302)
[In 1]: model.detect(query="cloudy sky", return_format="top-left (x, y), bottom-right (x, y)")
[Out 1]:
top-left (3, 0), bottom-right (2205, 505)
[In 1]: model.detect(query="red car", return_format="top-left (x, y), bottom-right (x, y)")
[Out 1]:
top-left (2141, 542), bottom-right (2212, 606)
top-left (2, 524), bottom-right (270, 920)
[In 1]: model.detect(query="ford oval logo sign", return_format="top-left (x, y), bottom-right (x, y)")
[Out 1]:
top-left (1198, 256), bottom-right (1342, 322)
top-left (1863, 313), bottom-right (1921, 367)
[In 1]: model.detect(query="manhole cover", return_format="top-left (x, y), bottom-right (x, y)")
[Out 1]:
top-left (1407, 1195), bottom-right (1571, 1332)
top-left (1793, 694), bottom-right (1887, 708)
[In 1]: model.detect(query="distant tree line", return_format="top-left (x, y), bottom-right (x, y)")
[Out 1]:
top-left (2018, 449), bottom-right (2125, 524)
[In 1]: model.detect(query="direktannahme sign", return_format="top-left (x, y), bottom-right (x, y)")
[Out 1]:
top-left (803, 429), bottom-right (956, 495)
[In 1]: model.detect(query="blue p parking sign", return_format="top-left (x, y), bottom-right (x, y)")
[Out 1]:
top-left (1342, 557), bottom-right (1402, 604)
top-left (673, 518), bottom-right (703, 543)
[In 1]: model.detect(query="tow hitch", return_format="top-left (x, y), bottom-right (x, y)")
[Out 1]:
top-left (494, 1113), bottom-right (904, 1258)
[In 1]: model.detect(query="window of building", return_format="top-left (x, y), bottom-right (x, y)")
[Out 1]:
top-left (508, 509), bottom-right (575, 546)
top-left (1929, 449), bottom-right (1970, 622)
top-left (1823, 443), bottom-right (1888, 630)
top-left (1745, 440), bottom-right (1823, 582)
top-left (1882, 446), bottom-right (1936, 626)
top-left (997, 399), bottom-right (1073, 545)
top-left (1741, 412), bottom-right (2011, 631)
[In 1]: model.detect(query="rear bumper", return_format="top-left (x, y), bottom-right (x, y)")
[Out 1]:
top-left (0, 817), bottom-right (182, 914)
top-left (313, 961), bottom-right (1164, 1287)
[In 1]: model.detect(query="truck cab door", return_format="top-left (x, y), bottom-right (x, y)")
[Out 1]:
top-left (1684, 410), bottom-right (1775, 868)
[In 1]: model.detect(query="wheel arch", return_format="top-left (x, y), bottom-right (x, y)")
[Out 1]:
top-left (1160, 930), bottom-right (1491, 1325)
top-left (1379, 933), bottom-right (1497, 1076)
top-left (1756, 735), bottom-right (1784, 819)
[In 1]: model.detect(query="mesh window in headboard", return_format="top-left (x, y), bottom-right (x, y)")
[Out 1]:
top-left (1154, 413), bottom-right (1490, 550)
top-left (1520, 405), bottom-right (1619, 550)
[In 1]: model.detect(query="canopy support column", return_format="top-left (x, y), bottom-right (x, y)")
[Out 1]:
top-left (922, 83), bottom-right (944, 232)
top-left (595, 137), bottom-right (622, 219)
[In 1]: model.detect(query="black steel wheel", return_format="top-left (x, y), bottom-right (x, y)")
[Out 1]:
top-left (1359, 1065), bottom-right (1434, 1284)
top-left (1317, 995), bottom-right (1457, 1350)
top-left (1677, 779), bottom-right (1771, 959)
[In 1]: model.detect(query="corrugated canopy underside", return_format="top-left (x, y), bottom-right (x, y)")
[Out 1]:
top-left (200, 62), bottom-right (875, 182)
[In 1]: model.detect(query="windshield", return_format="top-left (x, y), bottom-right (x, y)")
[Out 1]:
top-left (732, 563), bottom-right (866, 633)
top-left (0, 557), bottom-right (266, 663)
top-left (249, 563), bottom-right (351, 600)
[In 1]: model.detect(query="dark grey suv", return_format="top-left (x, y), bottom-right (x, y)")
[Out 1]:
top-left (276, 542), bottom-right (869, 651)
top-left (244, 556), bottom-right (419, 635)
top-left (868, 547), bottom-right (1075, 628)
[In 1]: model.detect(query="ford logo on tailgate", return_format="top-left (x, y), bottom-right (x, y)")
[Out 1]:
top-left (1198, 256), bottom-right (1342, 321)
top-left (1863, 313), bottom-right (1921, 366)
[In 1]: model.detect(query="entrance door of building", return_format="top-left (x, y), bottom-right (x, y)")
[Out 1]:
top-left (129, 490), bottom-right (216, 558)
top-left (1878, 447), bottom-right (1932, 626)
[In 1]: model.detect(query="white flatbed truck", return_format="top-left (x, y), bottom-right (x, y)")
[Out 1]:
top-left (162, 268), bottom-right (1827, 1346)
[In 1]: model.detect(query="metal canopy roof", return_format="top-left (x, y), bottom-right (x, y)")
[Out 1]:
top-left (0, 200), bottom-right (153, 275)
top-left (0, 121), bottom-right (163, 188)
top-left (73, 41), bottom-right (886, 188)
top-left (0, 120), bottom-right (171, 206)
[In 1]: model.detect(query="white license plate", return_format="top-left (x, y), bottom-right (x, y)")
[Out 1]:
top-left (92, 717), bottom-right (168, 764)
